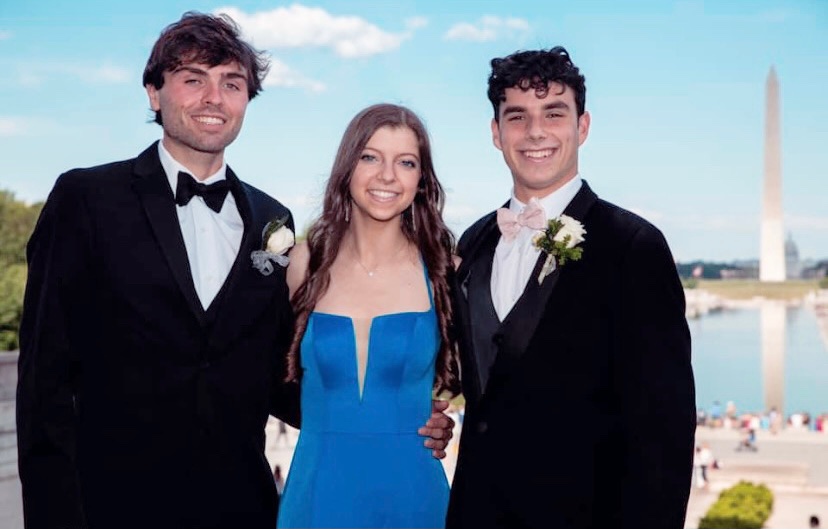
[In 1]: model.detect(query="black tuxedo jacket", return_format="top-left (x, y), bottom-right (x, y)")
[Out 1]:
top-left (17, 142), bottom-right (300, 529)
top-left (447, 181), bottom-right (695, 529)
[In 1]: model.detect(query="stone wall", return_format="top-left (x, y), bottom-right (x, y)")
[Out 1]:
top-left (0, 353), bottom-right (18, 481)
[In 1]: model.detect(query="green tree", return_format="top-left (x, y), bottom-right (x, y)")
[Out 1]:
top-left (0, 264), bottom-right (27, 350)
top-left (0, 190), bottom-right (43, 351)
top-left (0, 190), bottom-right (42, 266)
top-left (681, 278), bottom-right (698, 289)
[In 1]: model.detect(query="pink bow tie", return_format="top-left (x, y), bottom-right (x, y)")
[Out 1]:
top-left (496, 198), bottom-right (547, 242)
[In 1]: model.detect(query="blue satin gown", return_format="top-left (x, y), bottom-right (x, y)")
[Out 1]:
top-left (276, 265), bottom-right (449, 528)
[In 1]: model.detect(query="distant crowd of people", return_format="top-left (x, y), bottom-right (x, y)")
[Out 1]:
top-left (693, 401), bottom-right (827, 527)
top-left (697, 400), bottom-right (828, 435)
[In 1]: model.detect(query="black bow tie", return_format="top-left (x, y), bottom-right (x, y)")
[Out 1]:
top-left (175, 171), bottom-right (230, 213)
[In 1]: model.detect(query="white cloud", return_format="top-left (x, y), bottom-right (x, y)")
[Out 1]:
top-left (0, 117), bottom-right (25, 136)
top-left (444, 16), bottom-right (529, 42)
top-left (17, 72), bottom-right (44, 87)
top-left (629, 207), bottom-right (665, 223)
top-left (78, 64), bottom-right (131, 83)
top-left (787, 215), bottom-right (828, 231)
top-left (215, 5), bottom-right (417, 58)
top-left (264, 58), bottom-right (326, 93)
top-left (443, 202), bottom-right (486, 232)
top-left (668, 213), bottom-right (756, 232)
top-left (0, 30), bottom-right (12, 40)
top-left (445, 22), bottom-right (496, 42)
top-left (281, 192), bottom-right (320, 209)
top-left (405, 16), bottom-right (429, 30)
top-left (0, 116), bottom-right (55, 137)
top-left (16, 63), bottom-right (130, 87)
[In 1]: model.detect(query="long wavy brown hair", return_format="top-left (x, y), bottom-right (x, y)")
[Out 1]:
top-left (286, 103), bottom-right (460, 396)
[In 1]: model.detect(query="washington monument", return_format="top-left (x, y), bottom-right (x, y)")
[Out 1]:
top-left (760, 66), bottom-right (785, 282)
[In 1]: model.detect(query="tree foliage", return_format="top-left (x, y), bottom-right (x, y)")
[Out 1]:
top-left (0, 190), bottom-right (43, 350)
top-left (0, 264), bottom-right (27, 350)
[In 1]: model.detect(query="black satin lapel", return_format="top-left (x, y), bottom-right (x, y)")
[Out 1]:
top-left (495, 180), bottom-right (597, 360)
top-left (207, 172), bottom-right (286, 352)
top-left (207, 170), bottom-right (256, 348)
top-left (465, 222), bottom-right (502, 394)
top-left (227, 167), bottom-right (253, 236)
top-left (564, 179), bottom-right (598, 221)
top-left (456, 204), bottom-right (506, 293)
top-left (132, 146), bottom-right (205, 325)
top-left (498, 253), bottom-right (562, 361)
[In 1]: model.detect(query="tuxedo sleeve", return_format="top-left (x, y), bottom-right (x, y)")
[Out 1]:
top-left (269, 309), bottom-right (300, 428)
top-left (616, 224), bottom-right (695, 529)
top-left (268, 213), bottom-right (301, 428)
top-left (17, 173), bottom-right (90, 528)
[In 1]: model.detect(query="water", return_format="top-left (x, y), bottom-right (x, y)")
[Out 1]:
top-left (690, 305), bottom-right (828, 417)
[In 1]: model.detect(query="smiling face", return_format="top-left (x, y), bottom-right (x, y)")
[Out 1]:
top-left (146, 61), bottom-right (249, 173)
top-left (492, 82), bottom-right (590, 202)
top-left (348, 125), bottom-right (421, 226)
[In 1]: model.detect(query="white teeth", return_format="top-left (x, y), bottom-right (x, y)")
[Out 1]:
top-left (369, 190), bottom-right (398, 199)
top-left (524, 149), bottom-right (553, 159)
top-left (195, 116), bottom-right (223, 125)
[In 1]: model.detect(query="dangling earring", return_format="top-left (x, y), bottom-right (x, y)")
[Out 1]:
top-left (344, 202), bottom-right (350, 223)
top-left (410, 202), bottom-right (417, 232)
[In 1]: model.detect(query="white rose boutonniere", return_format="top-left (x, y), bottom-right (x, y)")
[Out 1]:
top-left (532, 214), bottom-right (586, 284)
top-left (251, 216), bottom-right (294, 276)
top-left (266, 224), bottom-right (294, 255)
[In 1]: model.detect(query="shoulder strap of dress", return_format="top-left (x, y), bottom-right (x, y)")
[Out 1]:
top-left (420, 256), bottom-right (434, 310)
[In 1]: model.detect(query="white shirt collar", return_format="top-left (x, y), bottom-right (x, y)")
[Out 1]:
top-left (509, 175), bottom-right (583, 220)
top-left (157, 141), bottom-right (227, 196)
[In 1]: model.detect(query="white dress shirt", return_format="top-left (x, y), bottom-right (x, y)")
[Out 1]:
top-left (490, 176), bottom-right (582, 321)
top-left (158, 142), bottom-right (244, 309)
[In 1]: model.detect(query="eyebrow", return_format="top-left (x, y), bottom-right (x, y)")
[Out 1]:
top-left (502, 100), bottom-right (571, 116)
top-left (171, 66), bottom-right (248, 83)
top-left (542, 101), bottom-right (570, 111)
top-left (223, 71), bottom-right (248, 83)
top-left (362, 146), bottom-right (420, 160)
top-left (172, 65), bottom-right (208, 76)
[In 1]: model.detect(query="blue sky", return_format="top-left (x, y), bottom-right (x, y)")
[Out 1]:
top-left (1, 0), bottom-right (826, 262)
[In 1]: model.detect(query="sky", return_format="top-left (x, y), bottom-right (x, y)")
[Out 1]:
top-left (1, 0), bottom-right (826, 263)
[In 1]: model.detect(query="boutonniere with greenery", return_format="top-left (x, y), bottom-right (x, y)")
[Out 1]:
top-left (532, 214), bottom-right (586, 284)
top-left (250, 216), bottom-right (294, 276)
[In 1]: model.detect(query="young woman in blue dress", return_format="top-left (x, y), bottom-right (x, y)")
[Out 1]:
top-left (277, 103), bottom-right (461, 529)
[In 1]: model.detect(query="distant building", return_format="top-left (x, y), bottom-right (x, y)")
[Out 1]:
top-left (802, 261), bottom-right (828, 280)
top-left (785, 233), bottom-right (801, 279)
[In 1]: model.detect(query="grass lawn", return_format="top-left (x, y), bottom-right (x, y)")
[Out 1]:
top-left (694, 279), bottom-right (820, 300)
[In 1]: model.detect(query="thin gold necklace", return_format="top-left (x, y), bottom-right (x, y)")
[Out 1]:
top-left (351, 240), bottom-right (409, 277)
top-left (355, 260), bottom-right (377, 277)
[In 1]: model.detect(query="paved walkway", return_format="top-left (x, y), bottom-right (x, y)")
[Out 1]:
top-left (684, 426), bottom-right (828, 529)
top-left (2, 409), bottom-right (826, 528)
top-left (267, 418), bottom-right (828, 529)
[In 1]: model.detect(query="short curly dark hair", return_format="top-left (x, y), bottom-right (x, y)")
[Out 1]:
top-left (143, 11), bottom-right (270, 125)
top-left (487, 46), bottom-right (586, 121)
